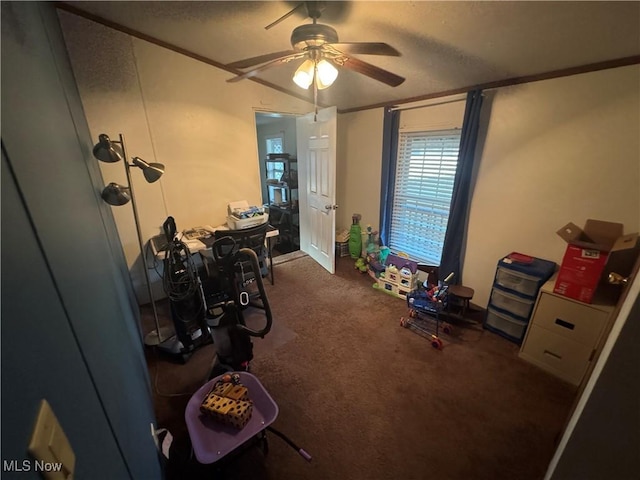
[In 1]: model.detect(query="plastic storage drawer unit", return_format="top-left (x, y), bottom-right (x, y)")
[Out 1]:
top-left (493, 256), bottom-right (556, 299)
top-left (489, 287), bottom-right (536, 319)
top-left (485, 307), bottom-right (529, 343)
top-left (494, 267), bottom-right (542, 298)
top-left (485, 253), bottom-right (557, 344)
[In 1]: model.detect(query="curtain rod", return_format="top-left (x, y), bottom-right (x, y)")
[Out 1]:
top-left (390, 94), bottom-right (467, 110)
top-left (390, 96), bottom-right (467, 112)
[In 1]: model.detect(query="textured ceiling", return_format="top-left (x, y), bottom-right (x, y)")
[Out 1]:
top-left (59, 1), bottom-right (640, 111)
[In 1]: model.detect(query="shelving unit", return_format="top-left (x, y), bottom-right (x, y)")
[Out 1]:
top-left (265, 153), bottom-right (299, 252)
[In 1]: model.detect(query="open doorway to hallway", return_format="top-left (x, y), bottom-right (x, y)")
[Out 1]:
top-left (255, 112), bottom-right (300, 256)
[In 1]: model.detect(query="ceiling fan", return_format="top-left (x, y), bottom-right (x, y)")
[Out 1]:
top-left (225, 1), bottom-right (405, 90)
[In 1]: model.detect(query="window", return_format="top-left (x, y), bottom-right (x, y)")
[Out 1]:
top-left (265, 134), bottom-right (284, 180)
top-left (388, 129), bottom-right (461, 265)
top-left (265, 135), bottom-right (283, 154)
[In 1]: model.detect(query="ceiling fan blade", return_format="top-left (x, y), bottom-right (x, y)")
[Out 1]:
top-left (265, 2), bottom-right (305, 30)
top-left (227, 52), bottom-right (306, 83)
top-left (336, 55), bottom-right (405, 87)
top-left (227, 50), bottom-right (298, 69)
top-left (328, 42), bottom-right (401, 56)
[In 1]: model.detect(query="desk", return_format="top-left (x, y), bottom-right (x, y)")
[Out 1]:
top-left (150, 225), bottom-right (280, 284)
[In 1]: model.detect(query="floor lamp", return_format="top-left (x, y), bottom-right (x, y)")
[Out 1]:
top-left (92, 133), bottom-right (173, 346)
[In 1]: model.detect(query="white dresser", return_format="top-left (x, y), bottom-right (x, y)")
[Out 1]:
top-left (519, 280), bottom-right (614, 386)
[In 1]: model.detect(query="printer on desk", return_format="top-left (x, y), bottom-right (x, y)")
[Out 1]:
top-left (226, 200), bottom-right (269, 230)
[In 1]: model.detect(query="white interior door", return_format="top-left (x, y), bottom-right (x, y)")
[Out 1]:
top-left (297, 106), bottom-right (337, 274)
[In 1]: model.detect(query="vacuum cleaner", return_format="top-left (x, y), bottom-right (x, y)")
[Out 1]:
top-left (156, 216), bottom-right (211, 363)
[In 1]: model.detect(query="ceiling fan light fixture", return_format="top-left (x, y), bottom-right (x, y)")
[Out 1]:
top-left (293, 58), bottom-right (315, 89)
top-left (315, 59), bottom-right (338, 89)
top-left (293, 57), bottom-right (338, 90)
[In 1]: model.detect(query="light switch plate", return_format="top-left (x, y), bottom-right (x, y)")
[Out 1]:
top-left (28, 399), bottom-right (75, 479)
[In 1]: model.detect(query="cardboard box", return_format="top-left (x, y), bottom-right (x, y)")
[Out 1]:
top-left (554, 219), bottom-right (638, 304)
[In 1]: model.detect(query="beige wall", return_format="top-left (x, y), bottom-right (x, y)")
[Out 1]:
top-left (59, 12), bottom-right (312, 302)
top-left (339, 66), bottom-right (639, 307)
top-left (466, 65), bottom-right (640, 306)
top-left (399, 96), bottom-right (466, 132)
top-left (336, 108), bottom-right (384, 232)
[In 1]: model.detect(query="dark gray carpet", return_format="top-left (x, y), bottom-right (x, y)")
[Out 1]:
top-left (142, 255), bottom-right (576, 480)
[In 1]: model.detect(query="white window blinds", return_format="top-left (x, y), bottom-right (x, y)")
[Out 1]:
top-left (389, 130), bottom-right (461, 265)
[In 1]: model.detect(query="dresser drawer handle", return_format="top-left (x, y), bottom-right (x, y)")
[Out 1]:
top-left (555, 318), bottom-right (575, 330)
top-left (544, 349), bottom-right (562, 360)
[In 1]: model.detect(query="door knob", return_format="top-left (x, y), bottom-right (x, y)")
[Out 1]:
top-left (325, 204), bottom-right (339, 210)
top-left (608, 272), bottom-right (629, 285)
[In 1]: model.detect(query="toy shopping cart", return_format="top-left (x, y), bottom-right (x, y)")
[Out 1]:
top-left (400, 273), bottom-right (454, 349)
top-left (185, 371), bottom-right (311, 467)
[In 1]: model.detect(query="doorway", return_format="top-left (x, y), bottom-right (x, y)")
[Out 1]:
top-left (255, 112), bottom-right (300, 256)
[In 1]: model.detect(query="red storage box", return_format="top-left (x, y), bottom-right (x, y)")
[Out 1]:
top-left (554, 219), bottom-right (638, 304)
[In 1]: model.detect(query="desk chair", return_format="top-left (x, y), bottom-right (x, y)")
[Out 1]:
top-left (213, 224), bottom-right (269, 280)
top-left (199, 223), bottom-right (273, 304)
top-left (198, 223), bottom-right (270, 326)
top-left (199, 223), bottom-right (273, 305)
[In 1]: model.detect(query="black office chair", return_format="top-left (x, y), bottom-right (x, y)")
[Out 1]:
top-left (198, 223), bottom-right (270, 317)
top-left (213, 223), bottom-right (269, 279)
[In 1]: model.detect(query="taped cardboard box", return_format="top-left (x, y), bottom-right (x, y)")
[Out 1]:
top-left (554, 219), bottom-right (638, 304)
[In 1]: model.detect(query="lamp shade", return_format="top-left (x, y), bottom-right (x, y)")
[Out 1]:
top-left (293, 58), bottom-right (338, 90)
top-left (92, 134), bottom-right (124, 163)
top-left (101, 182), bottom-right (131, 206)
top-left (132, 157), bottom-right (165, 183)
top-left (293, 58), bottom-right (315, 89)
top-left (315, 59), bottom-right (338, 90)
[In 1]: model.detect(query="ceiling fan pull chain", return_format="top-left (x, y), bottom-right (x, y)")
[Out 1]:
top-left (313, 64), bottom-right (318, 121)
